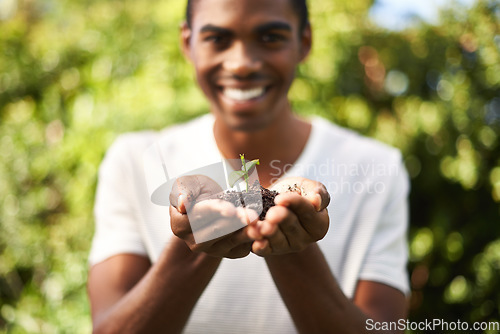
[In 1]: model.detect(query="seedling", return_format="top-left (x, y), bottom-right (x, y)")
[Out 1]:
top-left (228, 154), bottom-right (260, 192)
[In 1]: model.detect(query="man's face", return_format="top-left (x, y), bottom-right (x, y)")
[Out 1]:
top-left (182, 0), bottom-right (311, 132)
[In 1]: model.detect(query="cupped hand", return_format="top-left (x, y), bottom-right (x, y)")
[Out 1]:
top-left (169, 175), bottom-right (259, 259)
top-left (248, 177), bottom-right (330, 256)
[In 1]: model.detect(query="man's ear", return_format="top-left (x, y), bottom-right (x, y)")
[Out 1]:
top-left (180, 21), bottom-right (193, 62)
top-left (299, 23), bottom-right (312, 63)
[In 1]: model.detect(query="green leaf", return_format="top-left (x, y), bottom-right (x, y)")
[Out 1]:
top-left (228, 170), bottom-right (246, 187)
top-left (242, 159), bottom-right (260, 172)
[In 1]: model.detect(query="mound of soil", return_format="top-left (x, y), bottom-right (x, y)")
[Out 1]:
top-left (218, 182), bottom-right (278, 220)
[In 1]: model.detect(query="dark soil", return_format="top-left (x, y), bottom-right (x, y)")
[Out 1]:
top-left (218, 181), bottom-right (278, 220)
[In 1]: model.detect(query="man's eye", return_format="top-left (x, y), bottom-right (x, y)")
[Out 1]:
top-left (204, 35), bottom-right (228, 44)
top-left (261, 34), bottom-right (285, 43)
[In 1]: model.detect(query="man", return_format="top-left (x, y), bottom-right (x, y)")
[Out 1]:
top-left (87, 0), bottom-right (410, 333)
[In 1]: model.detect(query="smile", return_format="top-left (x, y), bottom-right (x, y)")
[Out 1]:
top-left (222, 87), bottom-right (266, 102)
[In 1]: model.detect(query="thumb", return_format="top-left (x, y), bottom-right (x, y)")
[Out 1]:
top-left (169, 176), bottom-right (200, 210)
top-left (177, 194), bottom-right (188, 214)
top-left (300, 179), bottom-right (330, 212)
top-left (271, 177), bottom-right (330, 212)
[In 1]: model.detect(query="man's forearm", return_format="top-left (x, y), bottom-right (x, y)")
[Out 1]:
top-left (265, 243), bottom-right (369, 334)
top-left (93, 237), bottom-right (221, 334)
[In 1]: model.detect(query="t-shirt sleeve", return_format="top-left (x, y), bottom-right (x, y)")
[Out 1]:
top-left (357, 157), bottom-right (411, 296)
top-left (88, 136), bottom-right (148, 266)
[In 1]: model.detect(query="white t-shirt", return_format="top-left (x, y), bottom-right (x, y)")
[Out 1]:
top-left (89, 114), bottom-right (410, 334)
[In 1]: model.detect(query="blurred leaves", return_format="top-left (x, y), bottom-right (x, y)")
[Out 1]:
top-left (0, 0), bottom-right (499, 332)
top-left (302, 0), bottom-right (500, 327)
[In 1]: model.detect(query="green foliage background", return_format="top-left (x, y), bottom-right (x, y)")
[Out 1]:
top-left (0, 0), bottom-right (499, 332)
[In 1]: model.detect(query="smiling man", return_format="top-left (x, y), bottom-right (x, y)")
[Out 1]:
top-left (87, 0), bottom-right (410, 333)
top-left (186, 0), bottom-right (308, 134)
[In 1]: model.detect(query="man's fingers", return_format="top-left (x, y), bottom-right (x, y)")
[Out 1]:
top-left (188, 200), bottom-right (244, 243)
top-left (271, 177), bottom-right (330, 211)
top-left (273, 193), bottom-right (329, 241)
top-left (186, 200), bottom-right (263, 245)
top-left (274, 192), bottom-right (316, 220)
top-left (170, 176), bottom-right (199, 208)
top-left (236, 207), bottom-right (260, 225)
top-left (302, 179), bottom-right (330, 211)
top-left (191, 225), bottom-right (254, 258)
top-left (226, 242), bottom-right (253, 259)
top-left (303, 193), bottom-right (323, 212)
top-left (252, 239), bottom-right (272, 256)
top-left (260, 206), bottom-right (291, 237)
top-left (265, 205), bottom-right (310, 251)
top-left (295, 179), bottom-right (330, 211)
top-left (190, 199), bottom-right (237, 220)
top-left (211, 227), bottom-right (254, 252)
top-left (169, 175), bottom-right (224, 209)
top-left (177, 194), bottom-right (187, 214)
top-left (171, 198), bottom-right (243, 242)
top-left (191, 216), bottom-right (245, 245)
top-left (169, 205), bottom-right (193, 239)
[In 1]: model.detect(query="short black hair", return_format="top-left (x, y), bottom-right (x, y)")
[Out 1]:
top-left (185, 0), bottom-right (309, 33)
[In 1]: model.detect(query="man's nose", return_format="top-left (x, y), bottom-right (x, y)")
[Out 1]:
top-left (222, 42), bottom-right (262, 77)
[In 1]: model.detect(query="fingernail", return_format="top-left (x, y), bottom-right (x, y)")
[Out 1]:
top-left (274, 194), bottom-right (286, 206)
top-left (248, 226), bottom-right (262, 240)
top-left (261, 222), bottom-right (273, 236)
top-left (178, 195), bottom-right (187, 213)
top-left (315, 194), bottom-right (322, 211)
top-left (247, 210), bottom-right (259, 223)
top-left (259, 239), bottom-right (269, 251)
top-left (257, 221), bottom-right (264, 231)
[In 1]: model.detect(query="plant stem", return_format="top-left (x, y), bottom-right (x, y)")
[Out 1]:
top-left (240, 154), bottom-right (249, 192)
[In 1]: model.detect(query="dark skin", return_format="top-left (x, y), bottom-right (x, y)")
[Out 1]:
top-left (88, 0), bottom-right (408, 332)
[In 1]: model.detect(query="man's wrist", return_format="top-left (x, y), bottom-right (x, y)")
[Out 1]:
top-left (263, 242), bottom-right (318, 263)
top-left (160, 236), bottom-right (223, 267)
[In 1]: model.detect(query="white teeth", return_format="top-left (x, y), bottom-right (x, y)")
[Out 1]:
top-left (223, 87), bottom-right (265, 101)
